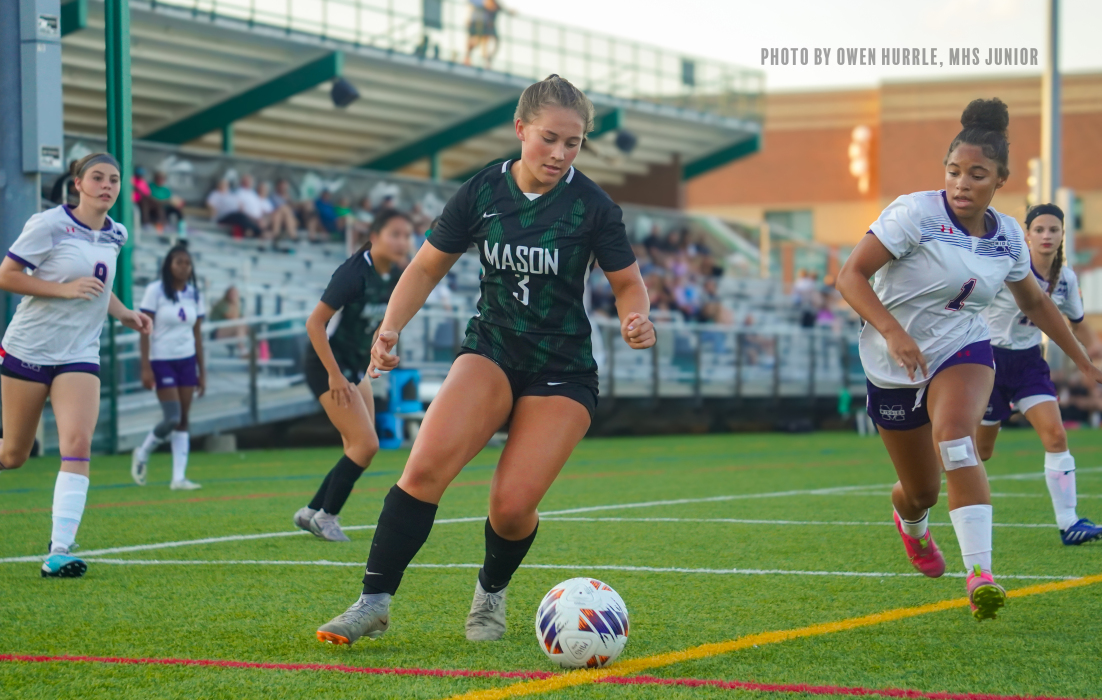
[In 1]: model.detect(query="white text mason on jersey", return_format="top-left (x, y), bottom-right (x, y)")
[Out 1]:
top-left (484, 242), bottom-right (559, 276)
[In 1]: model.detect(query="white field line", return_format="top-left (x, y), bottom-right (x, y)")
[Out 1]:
top-left (0, 467), bottom-right (1095, 565)
top-left (541, 517), bottom-right (1056, 528)
top-left (75, 558), bottom-right (1077, 581)
top-left (0, 484), bottom-right (890, 564)
top-left (839, 492), bottom-right (1102, 499)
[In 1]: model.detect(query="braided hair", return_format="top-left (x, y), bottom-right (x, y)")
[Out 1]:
top-left (1025, 203), bottom-right (1066, 296)
top-left (160, 244), bottom-right (197, 303)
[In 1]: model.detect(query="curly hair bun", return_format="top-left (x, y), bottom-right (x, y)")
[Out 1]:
top-left (961, 98), bottom-right (1009, 136)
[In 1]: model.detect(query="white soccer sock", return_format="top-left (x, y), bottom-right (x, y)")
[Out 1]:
top-left (1044, 451), bottom-right (1079, 530)
top-left (51, 470), bottom-right (90, 553)
top-left (949, 504), bottom-right (993, 574)
top-left (139, 430), bottom-right (163, 457)
top-left (896, 508), bottom-right (929, 538)
top-left (171, 431), bottom-right (190, 482)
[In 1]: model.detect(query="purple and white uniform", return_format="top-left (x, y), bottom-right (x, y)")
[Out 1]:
top-left (980, 265), bottom-right (1084, 425)
top-left (862, 191), bottom-right (1031, 430)
top-left (139, 281), bottom-right (205, 389)
top-left (1, 205), bottom-right (127, 384)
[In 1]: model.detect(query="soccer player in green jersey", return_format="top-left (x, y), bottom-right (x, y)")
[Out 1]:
top-left (293, 210), bottom-right (413, 542)
top-left (317, 75), bottom-right (655, 645)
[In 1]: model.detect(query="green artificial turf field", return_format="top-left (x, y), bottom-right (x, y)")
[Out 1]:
top-left (2, 430), bottom-right (1101, 700)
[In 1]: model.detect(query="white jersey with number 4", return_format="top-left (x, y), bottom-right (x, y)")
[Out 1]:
top-left (2, 205), bottom-right (127, 366)
top-left (139, 281), bottom-right (206, 360)
top-left (981, 265), bottom-right (1083, 350)
top-left (860, 190), bottom-right (1031, 389)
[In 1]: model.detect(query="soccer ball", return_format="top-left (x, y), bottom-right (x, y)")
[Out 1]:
top-left (534, 577), bottom-right (629, 669)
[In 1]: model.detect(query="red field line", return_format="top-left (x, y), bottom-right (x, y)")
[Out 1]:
top-left (600, 675), bottom-right (1090, 700)
top-left (0, 654), bottom-right (553, 680)
top-left (1, 655), bottom-right (1087, 700)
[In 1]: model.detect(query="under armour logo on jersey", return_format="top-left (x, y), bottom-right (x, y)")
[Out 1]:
top-left (940, 224), bottom-right (954, 234)
top-left (879, 405), bottom-right (906, 421)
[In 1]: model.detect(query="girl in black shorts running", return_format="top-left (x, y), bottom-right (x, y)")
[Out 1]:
top-left (316, 75), bottom-right (655, 646)
top-left (293, 210), bottom-right (413, 542)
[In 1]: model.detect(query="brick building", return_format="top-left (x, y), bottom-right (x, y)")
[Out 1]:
top-left (686, 73), bottom-right (1102, 269)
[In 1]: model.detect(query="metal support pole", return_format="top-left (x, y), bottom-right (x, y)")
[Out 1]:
top-left (248, 324), bottom-right (259, 423)
top-left (692, 329), bottom-right (702, 407)
top-left (1041, 0), bottom-right (1060, 205)
top-left (429, 151), bottom-right (441, 182)
top-left (104, 0), bottom-right (133, 307)
top-left (759, 222), bottom-right (771, 279)
top-left (222, 123), bottom-right (234, 154)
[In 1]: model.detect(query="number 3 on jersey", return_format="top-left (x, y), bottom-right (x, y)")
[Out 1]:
top-left (513, 274), bottom-right (529, 306)
top-left (945, 278), bottom-right (977, 311)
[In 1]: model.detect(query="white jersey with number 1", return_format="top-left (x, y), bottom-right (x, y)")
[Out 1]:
top-left (860, 190), bottom-right (1031, 389)
top-left (2, 205), bottom-right (127, 366)
top-left (982, 265), bottom-right (1084, 350)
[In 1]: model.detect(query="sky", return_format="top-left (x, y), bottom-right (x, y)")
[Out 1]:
top-left (508, 0), bottom-right (1102, 91)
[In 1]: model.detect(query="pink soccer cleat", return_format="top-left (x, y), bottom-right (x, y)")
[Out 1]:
top-left (894, 511), bottom-right (946, 578)
top-left (966, 565), bottom-right (1006, 621)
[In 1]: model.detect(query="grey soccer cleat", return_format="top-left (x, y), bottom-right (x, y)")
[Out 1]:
top-left (465, 580), bottom-right (507, 641)
top-left (316, 593), bottom-right (391, 645)
top-left (310, 512), bottom-right (351, 542)
top-left (130, 448), bottom-right (148, 486)
top-left (293, 506), bottom-right (317, 532)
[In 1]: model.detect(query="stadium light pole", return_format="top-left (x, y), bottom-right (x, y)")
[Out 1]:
top-left (1041, 0), bottom-right (1060, 206)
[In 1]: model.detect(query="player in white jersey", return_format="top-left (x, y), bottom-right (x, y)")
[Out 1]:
top-left (130, 244), bottom-right (207, 490)
top-left (837, 99), bottom-right (1102, 620)
top-left (978, 204), bottom-right (1102, 544)
top-left (0, 153), bottom-right (152, 578)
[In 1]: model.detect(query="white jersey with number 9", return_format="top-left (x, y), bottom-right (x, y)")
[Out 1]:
top-left (2, 205), bottom-right (127, 366)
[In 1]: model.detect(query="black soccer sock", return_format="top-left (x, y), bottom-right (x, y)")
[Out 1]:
top-left (306, 470), bottom-right (333, 511)
top-left (362, 485), bottom-right (438, 596)
top-left (478, 518), bottom-right (538, 593)
top-left (321, 455), bottom-right (366, 515)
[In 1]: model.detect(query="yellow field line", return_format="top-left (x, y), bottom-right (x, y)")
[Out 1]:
top-left (443, 573), bottom-right (1102, 700)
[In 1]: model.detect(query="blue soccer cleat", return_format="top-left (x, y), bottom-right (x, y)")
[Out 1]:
top-left (1060, 518), bottom-right (1102, 546)
top-left (41, 551), bottom-right (87, 578)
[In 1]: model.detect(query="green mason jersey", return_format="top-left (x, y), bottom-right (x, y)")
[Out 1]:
top-left (314, 249), bottom-right (401, 373)
top-left (426, 161), bottom-right (635, 373)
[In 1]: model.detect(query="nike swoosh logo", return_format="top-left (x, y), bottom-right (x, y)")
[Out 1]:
top-left (483, 212), bottom-right (501, 218)
top-left (547, 382), bottom-right (566, 386)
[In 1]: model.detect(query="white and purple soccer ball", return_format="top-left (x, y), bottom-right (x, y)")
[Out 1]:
top-left (534, 577), bottom-right (629, 669)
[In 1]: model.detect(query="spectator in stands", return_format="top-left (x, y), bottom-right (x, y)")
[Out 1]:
top-left (274, 178), bottom-right (311, 234)
top-left (353, 196), bottom-right (375, 229)
top-left (259, 180), bottom-right (298, 243)
top-left (465, 0), bottom-right (514, 68)
top-left (209, 285), bottom-right (247, 353)
top-left (309, 190), bottom-right (348, 242)
top-left (372, 194), bottom-right (398, 219)
top-left (207, 178), bottom-right (262, 238)
top-left (792, 269), bottom-right (819, 328)
top-left (1059, 369), bottom-right (1102, 427)
top-left (133, 166), bottom-right (164, 231)
top-left (699, 277), bottom-right (734, 324)
top-left (148, 171), bottom-right (186, 229)
top-left (236, 174), bottom-right (270, 232)
top-left (409, 202), bottom-right (432, 236)
top-left (49, 160), bottom-right (79, 207)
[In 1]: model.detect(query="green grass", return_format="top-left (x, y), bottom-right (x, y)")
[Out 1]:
top-left (3, 430), bottom-right (1102, 700)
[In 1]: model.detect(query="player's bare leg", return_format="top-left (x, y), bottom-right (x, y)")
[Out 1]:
top-left (466, 394), bottom-right (592, 641)
top-left (0, 374), bottom-right (49, 470)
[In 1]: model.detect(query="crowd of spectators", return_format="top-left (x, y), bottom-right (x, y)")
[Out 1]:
top-left (196, 176), bottom-right (433, 249)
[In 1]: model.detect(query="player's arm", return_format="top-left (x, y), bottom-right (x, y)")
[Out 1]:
top-left (836, 233), bottom-right (928, 381)
top-left (193, 317), bottom-right (206, 397)
top-left (369, 243), bottom-right (463, 376)
top-left (1068, 319), bottom-right (1102, 359)
top-left (139, 316), bottom-right (155, 390)
top-left (108, 292), bottom-right (152, 334)
top-left (305, 301), bottom-right (357, 407)
top-left (1009, 277), bottom-right (1102, 383)
top-left (0, 255), bottom-right (104, 300)
top-left (605, 263), bottom-right (655, 350)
